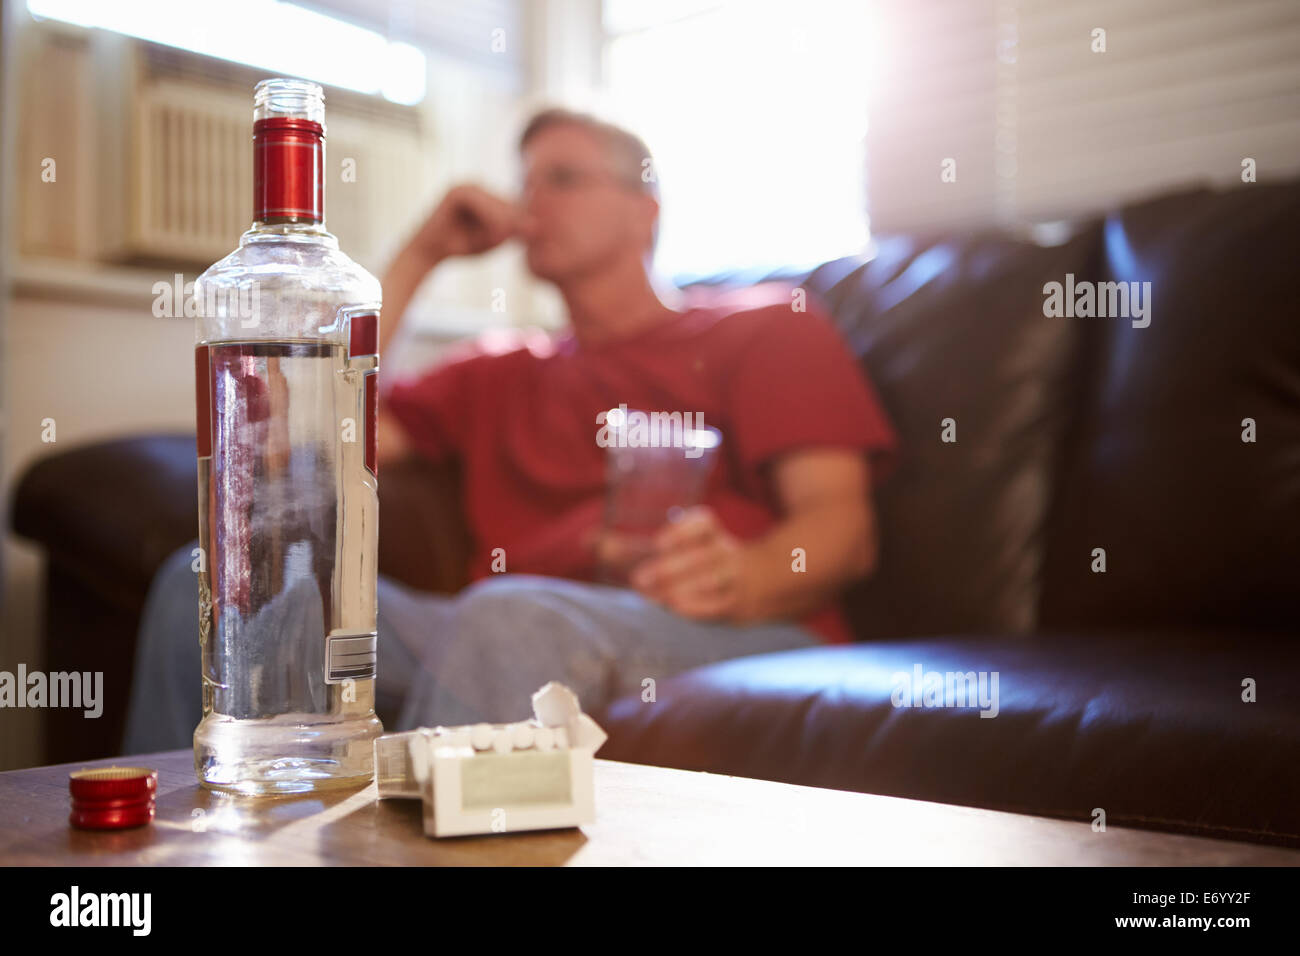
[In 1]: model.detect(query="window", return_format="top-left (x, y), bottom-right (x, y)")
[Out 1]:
top-left (602, 0), bottom-right (871, 280)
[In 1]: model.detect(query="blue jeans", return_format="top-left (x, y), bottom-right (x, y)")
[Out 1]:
top-left (121, 540), bottom-right (822, 755)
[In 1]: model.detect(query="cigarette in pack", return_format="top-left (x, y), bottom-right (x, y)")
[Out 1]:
top-left (373, 681), bottom-right (607, 837)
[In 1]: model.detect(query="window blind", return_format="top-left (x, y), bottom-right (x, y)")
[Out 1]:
top-left (867, 0), bottom-right (1300, 231)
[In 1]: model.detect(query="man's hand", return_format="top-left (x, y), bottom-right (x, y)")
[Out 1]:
top-left (375, 407), bottom-right (411, 467)
top-left (626, 449), bottom-right (877, 626)
top-left (380, 184), bottom-right (521, 358)
top-left (410, 184), bottom-right (520, 264)
top-left (628, 507), bottom-right (753, 622)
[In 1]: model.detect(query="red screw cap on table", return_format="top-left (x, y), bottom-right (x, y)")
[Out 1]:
top-left (68, 766), bottom-right (158, 830)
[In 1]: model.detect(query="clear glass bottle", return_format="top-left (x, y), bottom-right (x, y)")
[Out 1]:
top-left (192, 78), bottom-right (383, 794)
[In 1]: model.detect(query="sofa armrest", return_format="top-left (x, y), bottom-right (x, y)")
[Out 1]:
top-left (12, 435), bottom-right (469, 765)
top-left (12, 434), bottom-right (201, 612)
top-left (11, 435), bottom-right (472, 609)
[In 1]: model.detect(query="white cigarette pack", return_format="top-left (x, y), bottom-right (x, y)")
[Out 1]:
top-left (373, 682), bottom-right (607, 837)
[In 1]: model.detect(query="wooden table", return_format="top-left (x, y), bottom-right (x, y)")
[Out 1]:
top-left (2, 749), bottom-right (1297, 865)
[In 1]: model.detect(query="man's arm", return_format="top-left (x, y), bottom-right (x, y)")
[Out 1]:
top-left (376, 185), bottom-right (520, 466)
top-left (376, 401), bottom-right (413, 466)
top-left (735, 447), bottom-right (875, 622)
top-left (379, 245), bottom-right (439, 359)
top-left (380, 184), bottom-right (519, 357)
top-left (629, 447), bottom-right (877, 623)
top-left (376, 247), bottom-right (435, 465)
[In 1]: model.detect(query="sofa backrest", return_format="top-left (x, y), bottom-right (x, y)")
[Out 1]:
top-left (805, 180), bottom-right (1300, 641)
top-left (802, 225), bottom-right (1103, 640)
top-left (1037, 182), bottom-right (1300, 634)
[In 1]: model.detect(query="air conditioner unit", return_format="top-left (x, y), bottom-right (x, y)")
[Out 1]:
top-left (88, 30), bottom-right (428, 270)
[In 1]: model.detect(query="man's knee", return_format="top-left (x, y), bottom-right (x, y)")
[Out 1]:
top-left (155, 540), bottom-right (201, 594)
top-left (456, 576), bottom-right (611, 661)
top-left (453, 575), bottom-right (562, 640)
top-left (138, 541), bottom-right (202, 660)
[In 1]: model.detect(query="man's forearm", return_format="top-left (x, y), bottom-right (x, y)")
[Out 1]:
top-left (737, 499), bottom-right (875, 623)
top-left (379, 244), bottom-right (443, 358)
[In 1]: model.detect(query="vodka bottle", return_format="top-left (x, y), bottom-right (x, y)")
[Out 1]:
top-left (192, 78), bottom-right (383, 794)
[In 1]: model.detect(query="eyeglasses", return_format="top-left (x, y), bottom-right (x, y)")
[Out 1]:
top-left (522, 163), bottom-right (641, 196)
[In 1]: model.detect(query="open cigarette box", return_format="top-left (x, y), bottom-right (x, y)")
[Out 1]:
top-left (373, 681), bottom-right (607, 837)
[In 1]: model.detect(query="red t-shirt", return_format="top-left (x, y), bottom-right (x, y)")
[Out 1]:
top-left (382, 302), bottom-right (898, 644)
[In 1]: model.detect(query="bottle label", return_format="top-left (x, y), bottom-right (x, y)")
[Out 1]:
top-left (194, 344), bottom-right (212, 458)
top-left (346, 310), bottom-right (380, 477)
top-left (365, 373), bottom-right (378, 476)
top-left (325, 629), bottom-right (377, 684)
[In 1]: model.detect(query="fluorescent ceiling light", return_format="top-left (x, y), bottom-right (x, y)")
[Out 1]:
top-left (27, 0), bottom-right (427, 105)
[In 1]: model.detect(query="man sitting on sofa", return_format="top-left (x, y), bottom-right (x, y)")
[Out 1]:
top-left (122, 109), bottom-right (897, 751)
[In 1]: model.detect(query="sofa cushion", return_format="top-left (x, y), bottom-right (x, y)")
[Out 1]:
top-left (12, 433), bottom-right (472, 603)
top-left (1039, 182), bottom-right (1300, 632)
top-left (597, 631), bottom-right (1300, 846)
top-left (798, 224), bottom-right (1102, 640)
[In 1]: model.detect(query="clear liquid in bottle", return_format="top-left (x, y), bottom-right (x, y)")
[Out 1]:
top-left (194, 339), bottom-right (381, 794)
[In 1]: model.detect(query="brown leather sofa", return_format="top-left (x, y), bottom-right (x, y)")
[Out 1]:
top-left (12, 181), bottom-right (1300, 846)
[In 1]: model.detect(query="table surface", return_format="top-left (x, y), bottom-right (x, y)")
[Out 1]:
top-left (2, 749), bottom-right (1296, 865)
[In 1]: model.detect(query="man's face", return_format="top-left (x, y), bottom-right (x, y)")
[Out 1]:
top-left (518, 124), bottom-right (655, 282)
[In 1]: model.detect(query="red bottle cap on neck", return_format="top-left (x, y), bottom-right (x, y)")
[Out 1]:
top-left (253, 117), bottom-right (324, 223)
